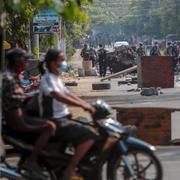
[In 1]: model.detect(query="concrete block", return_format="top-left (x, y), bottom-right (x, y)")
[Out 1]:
top-left (92, 83), bottom-right (111, 90)
top-left (141, 87), bottom-right (159, 96)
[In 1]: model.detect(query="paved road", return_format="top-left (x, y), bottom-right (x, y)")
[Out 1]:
top-left (156, 146), bottom-right (180, 180)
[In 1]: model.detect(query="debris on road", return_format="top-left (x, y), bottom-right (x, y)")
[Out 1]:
top-left (65, 81), bottom-right (78, 86)
top-left (141, 87), bottom-right (159, 96)
top-left (118, 75), bottom-right (138, 86)
top-left (127, 88), bottom-right (141, 92)
top-left (92, 82), bottom-right (111, 90)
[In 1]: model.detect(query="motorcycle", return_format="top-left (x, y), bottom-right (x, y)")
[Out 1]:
top-left (1, 100), bottom-right (163, 180)
top-left (0, 166), bottom-right (25, 180)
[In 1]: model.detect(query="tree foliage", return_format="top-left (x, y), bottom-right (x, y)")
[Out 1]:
top-left (90, 0), bottom-right (180, 38)
top-left (5, 2), bottom-right (34, 48)
top-left (118, 0), bottom-right (180, 37)
top-left (3, 0), bottom-right (92, 51)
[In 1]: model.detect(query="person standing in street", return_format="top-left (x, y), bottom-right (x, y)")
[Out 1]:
top-left (172, 42), bottom-right (179, 58)
top-left (137, 43), bottom-right (146, 58)
top-left (166, 42), bottom-right (173, 56)
top-left (97, 44), bottom-right (107, 77)
top-left (80, 44), bottom-right (89, 61)
top-left (150, 42), bottom-right (160, 56)
top-left (89, 45), bottom-right (97, 67)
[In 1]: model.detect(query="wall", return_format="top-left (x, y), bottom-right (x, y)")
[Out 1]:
top-left (138, 56), bottom-right (174, 88)
top-left (116, 107), bottom-right (172, 145)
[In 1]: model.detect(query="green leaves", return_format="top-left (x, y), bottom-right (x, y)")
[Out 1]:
top-left (3, 0), bottom-right (93, 50)
top-left (90, 0), bottom-right (180, 38)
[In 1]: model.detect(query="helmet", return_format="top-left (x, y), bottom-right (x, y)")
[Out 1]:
top-left (92, 100), bottom-right (111, 119)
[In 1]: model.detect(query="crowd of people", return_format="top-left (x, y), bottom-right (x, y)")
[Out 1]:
top-left (80, 44), bottom-right (108, 77)
top-left (149, 41), bottom-right (180, 58)
top-left (80, 41), bottom-right (180, 77)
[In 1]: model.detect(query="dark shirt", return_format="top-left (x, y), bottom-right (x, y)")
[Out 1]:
top-left (172, 47), bottom-right (179, 57)
top-left (150, 46), bottom-right (160, 56)
top-left (80, 48), bottom-right (90, 60)
top-left (98, 48), bottom-right (107, 62)
top-left (89, 48), bottom-right (97, 60)
top-left (166, 46), bottom-right (173, 56)
top-left (2, 70), bottom-right (25, 114)
top-left (137, 47), bottom-right (145, 57)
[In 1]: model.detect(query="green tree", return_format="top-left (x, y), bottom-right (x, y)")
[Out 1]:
top-left (5, 2), bottom-right (34, 48)
top-left (90, 0), bottom-right (180, 40)
top-left (2, 0), bottom-right (93, 46)
top-left (118, 0), bottom-right (180, 38)
top-left (160, 0), bottom-right (180, 36)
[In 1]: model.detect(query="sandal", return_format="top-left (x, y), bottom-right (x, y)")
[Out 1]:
top-left (69, 176), bottom-right (84, 180)
top-left (61, 175), bottom-right (84, 180)
top-left (20, 163), bottom-right (47, 180)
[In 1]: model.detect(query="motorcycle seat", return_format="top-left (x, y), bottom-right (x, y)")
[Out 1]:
top-left (2, 125), bottom-right (67, 155)
top-left (2, 125), bottom-right (39, 145)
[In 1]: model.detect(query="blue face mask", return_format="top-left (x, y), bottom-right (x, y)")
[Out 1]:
top-left (59, 61), bottom-right (68, 72)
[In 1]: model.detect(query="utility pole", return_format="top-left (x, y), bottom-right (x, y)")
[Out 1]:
top-left (32, 34), bottom-right (39, 59)
top-left (0, 0), bottom-right (5, 155)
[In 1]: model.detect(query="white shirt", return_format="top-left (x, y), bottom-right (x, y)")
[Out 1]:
top-left (40, 72), bottom-right (70, 119)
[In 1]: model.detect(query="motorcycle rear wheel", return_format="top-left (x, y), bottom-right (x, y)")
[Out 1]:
top-left (2, 151), bottom-right (57, 180)
top-left (109, 149), bottom-right (163, 180)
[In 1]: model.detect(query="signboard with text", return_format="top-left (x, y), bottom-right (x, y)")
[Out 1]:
top-left (33, 9), bottom-right (60, 34)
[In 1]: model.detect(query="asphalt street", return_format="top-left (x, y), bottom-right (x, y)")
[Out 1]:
top-left (155, 146), bottom-right (180, 180)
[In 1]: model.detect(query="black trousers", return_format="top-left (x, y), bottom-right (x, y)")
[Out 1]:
top-left (99, 62), bottom-right (107, 77)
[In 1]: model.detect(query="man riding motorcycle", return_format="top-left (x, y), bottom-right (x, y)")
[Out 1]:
top-left (2, 48), bottom-right (56, 179)
top-left (40, 48), bottom-right (98, 180)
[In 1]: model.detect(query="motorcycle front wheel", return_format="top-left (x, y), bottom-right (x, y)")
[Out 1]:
top-left (108, 149), bottom-right (163, 180)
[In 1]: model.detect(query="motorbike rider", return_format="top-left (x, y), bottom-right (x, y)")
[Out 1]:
top-left (40, 48), bottom-right (98, 180)
top-left (2, 48), bottom-right (56, 178)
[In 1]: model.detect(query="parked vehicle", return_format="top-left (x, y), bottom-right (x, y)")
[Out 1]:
top-left (2, 100), bottom-right (163, 180)
top-left (114, 41), bottom-right (129, 48)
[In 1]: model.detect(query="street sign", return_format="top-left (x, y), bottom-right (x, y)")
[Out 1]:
top-left (33, 9), bottom-right (60, 34)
